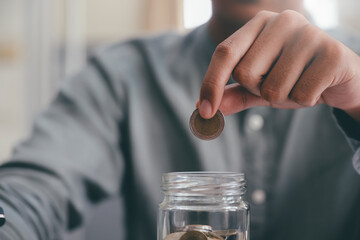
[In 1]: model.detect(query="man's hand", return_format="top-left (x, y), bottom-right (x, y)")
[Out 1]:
top-left (198, 10), bottom-right (360, 123)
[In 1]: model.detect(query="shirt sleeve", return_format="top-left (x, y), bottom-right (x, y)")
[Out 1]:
top-left (0, 57), bottom-right (125, 239)
top-left (332, 108), bottom-right (360, 174)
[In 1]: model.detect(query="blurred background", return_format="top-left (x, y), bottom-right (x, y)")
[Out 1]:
top-left (2, 0), bottom-right (360, 163)
top-left (0, 0), bottom-right (360, 239)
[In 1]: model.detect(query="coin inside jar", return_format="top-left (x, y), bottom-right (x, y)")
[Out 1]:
top-left (182, 225), bottom-right (213, 232)
top-left (165, 231), bottom-right (225, 240)
top-left (165, 232), bottom-right (186, 240)
top-left (213, 230), bottom-right (238, 240)
top-left (179, 231), bottom-right (208, 240)
top-left (190, 109), bottom-right (225, 140)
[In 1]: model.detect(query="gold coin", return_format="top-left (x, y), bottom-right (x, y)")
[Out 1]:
top-left (165, 232), bottom-right (186, 240)
top-left (204, 232), bottom-right (225, 240)
top-left (182, 225), bottom-right (213, 232)
top-left (190, 109), bottom-right (225, 140)
top-left (213, 229), bottom-right (238, 239)
top-left (179, 231), bottom-right (208, 240)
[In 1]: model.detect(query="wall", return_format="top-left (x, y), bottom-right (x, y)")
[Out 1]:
top-left (0, 0), bottom-right (26, 162)
top-left (86, 0), bottom-right (146, 44)
top-left (338, 0), bottom-right (360, 33)
top-left (0, 0), bottom-right (183, 163)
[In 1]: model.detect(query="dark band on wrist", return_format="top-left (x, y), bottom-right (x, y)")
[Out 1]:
top-left (0, 207), bottom-right (6, 227)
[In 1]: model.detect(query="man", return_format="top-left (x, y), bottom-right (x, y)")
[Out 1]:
top-left (0, 0), bottom-right (359, 239)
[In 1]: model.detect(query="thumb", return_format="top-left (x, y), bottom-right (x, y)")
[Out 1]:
top-left (219, 83), bottom-right (269, 115)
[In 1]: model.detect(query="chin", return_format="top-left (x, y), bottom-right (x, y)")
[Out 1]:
top-left (216, 5), bottom-right (264, 28)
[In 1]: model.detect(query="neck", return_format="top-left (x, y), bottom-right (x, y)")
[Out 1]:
top-left (209, 16), bottom-right (248, 44)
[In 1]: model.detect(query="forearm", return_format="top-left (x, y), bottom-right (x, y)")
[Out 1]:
top-left (0, 58), bottom-right (125, 238)
top-left (0, 201), bottom-right (36, 240)
top-left (0, 166), bottom-right (70, 239)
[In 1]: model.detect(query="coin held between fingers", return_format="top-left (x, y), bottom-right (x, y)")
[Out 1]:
top-left (190, 109), bottom-right (225, 140)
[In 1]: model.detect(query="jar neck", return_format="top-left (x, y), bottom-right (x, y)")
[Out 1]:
top-left (163, 195), bottom-right (244, 206)
top-left (161, 172), bottom-right (246, 207)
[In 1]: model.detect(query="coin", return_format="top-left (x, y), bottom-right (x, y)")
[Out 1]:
top-left (189, 109), bottom-right (225, 140)
top-left (203, 232), bottom-right (224, 240)
top-left (179, 231), bottom-right (208, 240)
top-left (182, 225), bottom-right (213, 232)
top-left (165, 232), bottom-right (186, 240)
top-left (213, 230), bottom-right (238, 240)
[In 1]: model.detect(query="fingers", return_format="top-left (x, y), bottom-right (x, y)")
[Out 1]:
top-left (199, 10), bottom-right (276, 119)
top-left (289, 55), bottom-right (333, 107)
top-left (219, 84), bottom-right (269, 115)
top-left (199, 10), bottom-right (341, 117)
top-left (222, 56), bottom-right (331, 113)
top-left (220, 25), bottom-right (332, 114)
top-left (220, 55), bottom-right (330, 115)
top-left (220, 83), bottom-right (305, 115)
top-left (260, 24), bottom-right (320, 104)
top-left (233, 10), bottom-right (308, 96)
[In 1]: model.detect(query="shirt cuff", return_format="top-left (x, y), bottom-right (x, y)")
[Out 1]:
top-left (332, 108), bottom-right (360, 174)
top-left (0, 201), bottom-right (36, 240)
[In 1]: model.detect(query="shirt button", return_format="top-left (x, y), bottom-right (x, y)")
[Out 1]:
top-left (252, 189), bottom-right (266, 204)
top-left (248, 114), bottom-right (264, 131)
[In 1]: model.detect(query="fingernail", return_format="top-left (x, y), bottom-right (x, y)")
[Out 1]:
top-left (199, 100), bottom-right (212, 119)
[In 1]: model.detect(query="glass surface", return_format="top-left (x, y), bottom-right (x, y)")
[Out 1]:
top-left (158, 172), bottom-right (249, 240)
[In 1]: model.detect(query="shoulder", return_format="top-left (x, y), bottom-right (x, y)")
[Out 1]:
top-left (89, 29), bottom-right (198, 78)
top-left (83, 26), bottom-right (206, 96)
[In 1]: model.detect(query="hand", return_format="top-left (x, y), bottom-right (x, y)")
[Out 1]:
top-left (198, 10), bottom-right (360, 123)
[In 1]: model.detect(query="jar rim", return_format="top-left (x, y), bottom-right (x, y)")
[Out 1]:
top-left (162, 171), bottom-right (246, 196)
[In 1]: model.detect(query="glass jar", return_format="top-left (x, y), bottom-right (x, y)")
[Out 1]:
top-left (157, 172), bottom-right (249, 240)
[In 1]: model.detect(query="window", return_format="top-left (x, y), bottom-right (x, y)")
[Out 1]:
top-left (183, 0), bottom-right (212, 29)
top-left (304, 0), bottom-right (338, 29)
top-left (183, 0), bottom-right (339, 30)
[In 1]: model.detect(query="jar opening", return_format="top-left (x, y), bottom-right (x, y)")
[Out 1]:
top-left (162, 172), bottom-right (246, 196)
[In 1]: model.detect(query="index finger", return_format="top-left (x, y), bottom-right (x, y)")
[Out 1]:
top-left (199, 11), bottom-right (275, 119)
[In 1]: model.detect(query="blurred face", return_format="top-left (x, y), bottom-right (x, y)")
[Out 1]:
top-left (210, 0), bottom-right (304, 41)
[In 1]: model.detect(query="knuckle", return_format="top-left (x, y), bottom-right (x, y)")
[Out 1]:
top-left (316, 38), bottom-right (346, 71)
top-left (279, 10), bottom-right (296, 21)
top-left (321, 38), bottom-right (344, 59)
top-left (290, 92), bottom-right (316, 107)
top-left (256, 10), bottom-right (275, 19)
top-left (332, 42), bottom-right (345, 58)
top-left (298, 24), bottom-right (324, 47)
top-left (233, 65), bottom-right (257, 87)
top-left (202, 77), bottom-right (220, 92)
top-left (201, 79), bottom-right (219, 100)
top-left (214, 42), bottom-right (233, 58)
top-left (300, 24), bottom-right (319, 40)
top-left (281, 9), bottom-right (302, 19)
top-left (277, 10), bottom-right (306, 27)
top-left (261, 87), bottom-right (283, 103)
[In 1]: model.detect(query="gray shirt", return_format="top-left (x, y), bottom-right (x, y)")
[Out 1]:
top-left (0, 24), bottom-right (360, 240)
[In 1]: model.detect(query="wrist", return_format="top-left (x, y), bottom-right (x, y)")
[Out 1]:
top-left (343, 105), bottom-right (360, 124)
top-left (339, 49), bottom-right (360, 123)
top-left (0, 207), bottom-right (5, 227)
top-left (337, 66), bottom-right (360, 123)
